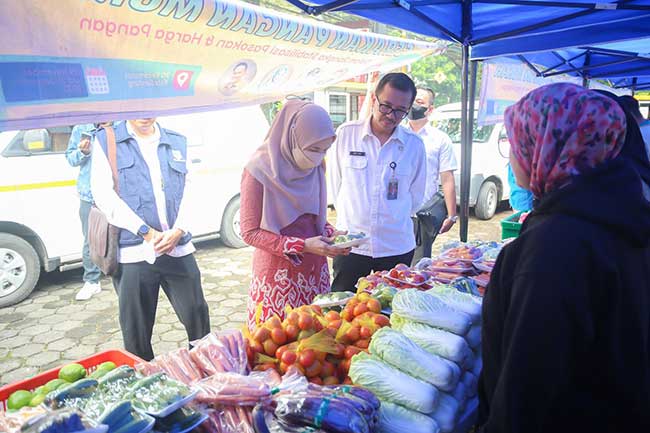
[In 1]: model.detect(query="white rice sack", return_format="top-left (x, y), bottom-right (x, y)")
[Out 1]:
top-left (392, 289), bottom-right (472, 335)
top-left (463, 371), bottom-right (478, 397)
top-left (391, 315), bottom-right (474, 367)
top-left (429, 392), bottom-right (461, 433)
top-left (426, 286), bottom-right (483, 321)
top-left (378, 401), bottom-right (441, 433)
top-left (465, 324), bottom-right (482, 350)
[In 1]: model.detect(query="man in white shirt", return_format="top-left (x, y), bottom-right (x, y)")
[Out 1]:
top-left (327, 73), bottom-right (427, 292)
top-left (91, 119), bottom-right (210, 360)
top-left (406, 87), bottom-right (458, 265)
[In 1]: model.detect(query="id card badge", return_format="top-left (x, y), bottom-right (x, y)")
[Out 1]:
top-left (387, 162), bottom-right (398, 200)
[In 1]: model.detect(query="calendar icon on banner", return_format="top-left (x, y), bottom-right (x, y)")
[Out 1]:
top-left (85, 67), bottom-right (110, 95)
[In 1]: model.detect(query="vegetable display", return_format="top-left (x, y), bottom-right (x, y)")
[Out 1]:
top-left (391, 289), bottom-right (473, 335)
top-left (378, 401), bottom-right (440, 433)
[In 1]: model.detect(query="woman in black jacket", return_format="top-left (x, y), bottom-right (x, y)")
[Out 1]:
top-left (478, 83), bottom-right (650, 433)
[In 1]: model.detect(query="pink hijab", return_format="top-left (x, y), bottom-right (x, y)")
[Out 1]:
top-left (246, 100), bottom-right (336, 234)
top-left (505, 83), bottom-right (627, 198)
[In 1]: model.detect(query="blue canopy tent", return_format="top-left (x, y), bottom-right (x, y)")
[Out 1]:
top-left (515, 37), bottom-right (650, 90)
top-left (283, 0), bottom-right (650, 240)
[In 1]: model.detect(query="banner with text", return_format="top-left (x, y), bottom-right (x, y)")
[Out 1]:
top-left (478, 58), bottom-right (628, 125)
top-left (0, 0), bottom-right (444, 130)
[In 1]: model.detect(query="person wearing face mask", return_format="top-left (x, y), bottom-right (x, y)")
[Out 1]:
top-left (240, 100), bottom-right (351, 329)
top-left (406, 87), bottom-right (458, 265)
top-left (327, 73), bottom-right (427, 292)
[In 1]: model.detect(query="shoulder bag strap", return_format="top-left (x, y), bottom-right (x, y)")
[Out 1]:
top-left (105, 126), bottom-right (119, 194)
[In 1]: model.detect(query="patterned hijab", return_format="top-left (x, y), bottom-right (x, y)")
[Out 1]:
top-left (246, 99), bottom-right (336, 234)
top-left (504, 83), bottom-right (627, 198)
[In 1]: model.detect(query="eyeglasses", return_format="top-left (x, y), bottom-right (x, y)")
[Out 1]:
top-left (375, 96), bottom-right (409, 120)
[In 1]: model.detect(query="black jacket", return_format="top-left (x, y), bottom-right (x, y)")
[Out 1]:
top-left (478, 158), bottom-right (650, 433)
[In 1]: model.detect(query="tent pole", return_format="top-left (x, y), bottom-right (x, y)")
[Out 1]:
top-left (459, 44), bottom-right (470, 242)
top-left (582, 51), bottom-right (591, 88)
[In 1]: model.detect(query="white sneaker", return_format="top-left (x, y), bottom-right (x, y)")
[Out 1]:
top-left (75, 282), bottom-right (101, 301)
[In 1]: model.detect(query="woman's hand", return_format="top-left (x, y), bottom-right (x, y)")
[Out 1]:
top-left (304, 236), bottom-right (351, 258)
top-left (330, 229), bottom-right (348, 237)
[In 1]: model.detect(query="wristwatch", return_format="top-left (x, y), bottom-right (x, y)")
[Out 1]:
top-left (448, 215), bottom-right (459, 223)
top-left (137, 224), bottom-right (150, 238)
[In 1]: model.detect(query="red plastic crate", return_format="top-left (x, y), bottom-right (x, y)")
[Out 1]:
top-left (0, 349), bottom-right (143, 411)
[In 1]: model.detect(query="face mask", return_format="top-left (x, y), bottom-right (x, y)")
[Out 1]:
top-left (408, 104), bottom-right (428, 120)
top-left (292, 147), bottom-right (324, 171)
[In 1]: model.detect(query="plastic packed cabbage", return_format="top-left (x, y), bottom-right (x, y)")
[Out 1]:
top-left (391, 314), bottom-right (474, 369)
top-left (465, 324), bottom-right (481, 349)
top-left (369, 328), bottom-right (459, 392)
top-left (451, 381), bottom-right (467, 413)
top-left (392, 289), bottom-right (472, 335)
top-left (426, 285), bottom-right (482, 321)
top-left (463, 371), bottom-right (478, 398)
top-left (378, 401), bottom-right (440, 433)
top-left (349, 352), bottom-right (439, 414)
top-left (429, 392), bottom-right (460, 433)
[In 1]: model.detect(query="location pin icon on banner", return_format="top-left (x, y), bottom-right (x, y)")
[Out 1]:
top-left (173, 70), bottom-right (193, 90)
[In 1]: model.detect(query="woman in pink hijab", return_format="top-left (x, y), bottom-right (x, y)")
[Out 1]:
top-left (240, 99), bottom-right (350, 329)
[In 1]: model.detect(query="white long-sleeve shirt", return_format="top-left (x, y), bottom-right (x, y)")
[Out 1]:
top-left (90, 122), bottom-right (195, 264)
top-left (327, 117), bottom-right (427, 258)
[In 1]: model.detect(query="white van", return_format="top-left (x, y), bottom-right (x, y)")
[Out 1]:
top-left (0, 106), bottom-right (268, 307)
top-left (432, 102), bottom-right (511, 220)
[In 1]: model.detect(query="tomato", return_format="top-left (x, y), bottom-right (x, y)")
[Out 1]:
top-left (355, 339), bottom-right (369, 349)
top-left (298, 314), bottom-right (313, 331)
top-left (309, 377), bottom-right (323, 385)
top-left (325, 311), bottom-right (340, 322)
top-left (254, 363), bottom-right (276, 372)
top-left (279, 362), bottom-right (290, 374)
top-left (267, 316), bottom-right (282, 329)
top-left (316, 351), bottom-right (327, 362)
top-left (328, 319), bottom-right (342, 329)
top-left (347, 298), bottom-right (359, 308)
top-left (281, 350), bottom-right (297, 365)
top-left (340, 308), bottom-right (353, 322)
top-left (343, 376), bottom-right (353, 385)
top-left (249, 340), bottom-right (264, 354)
top-left (321, 361), bottom-right (335, 378)
top-left (373, 314), bottom-right (390, 327)
top-left (286, 311), bottom-right (300, 325)
top-left (285, 324), bottom-right (299, 341)
top-left (366, 298), bottom-right (382, 314)
top-left (305, 360), bottom-right (322, 378)
top-left (344, 346), bottom-right (362, 359)
top-left (323, 376), bottom-right (339, 386)
top-left (270, 328), bottom-right (287, 345)
top-left (345, 326), bottom-right (360, 343)
top-left (275, 344), bottom-right (289, 359)
top-left (333, 343), bottom-right (346, 358)
top-left (311, 305), bottom-right (323, 316)
top-left (338, 358), bottom-right (351, 374)
top-left (353, 303), bottom-right (368, 317)
top-left (299, 349), bottom-right (316, 368)
top-left (313, 319), bottom-right (324, 332)
top-left (388, 269), bottom-right (400, 279)
top-left (359, 326), bottom-right (373, 339)
top-left (253, 327), bottom-right (271, 343)
top-left (263, 339), bottom-right (279, 357)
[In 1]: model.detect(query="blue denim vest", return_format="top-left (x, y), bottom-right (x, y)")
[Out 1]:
top-left (96, 122), bottom-right (192, 247)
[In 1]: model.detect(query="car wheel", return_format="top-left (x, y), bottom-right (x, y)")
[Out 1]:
top-left (0, 233), bottom-right (40, 308)
top-left (220, 196), bottom-right (247, 249)
top-left (475, 181), bottom-right (498, 220)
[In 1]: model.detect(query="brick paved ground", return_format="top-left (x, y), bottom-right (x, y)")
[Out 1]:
top-left (0, 208), bottom-right (510, 386)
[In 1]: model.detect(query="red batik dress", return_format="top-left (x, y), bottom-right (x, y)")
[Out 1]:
top-left (240, 170), bottom-right (333, 330)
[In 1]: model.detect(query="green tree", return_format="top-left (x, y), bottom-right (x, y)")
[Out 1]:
top-left (410, 54), bottom-right (462, 105)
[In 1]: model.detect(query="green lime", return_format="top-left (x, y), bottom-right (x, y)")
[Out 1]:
top-left (29, 393), bottom-right (46, 407)
top-left (44, 379), bottom-right (67, 393)
top-left (7, 390), bottom-right (33, 411)
top-left (97, 361), bottom-right (117, 372)
top-left (58, 363), bottom-right (87, 382)
top-left (34, 385), bottom-right (47, 395)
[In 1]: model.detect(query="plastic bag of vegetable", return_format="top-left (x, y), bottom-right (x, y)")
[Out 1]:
top-left (452, 381), bottom-right (467, 413)
top-left (465, 324), bottom-right (481, 349)
top-left (462, 372), bottom-right (478, 397)
top-left (273, 394), bottom-right (370, 433)
top-left (252, 404), bottom-right (329, 433)
top-left (429, 392), bottom-right (460, 433)
top-left (391, 314), bottom-right (474, 368)
top-left (349, 352), bottom-right (439, 414)
top-left (426, 285), bottom-right (482, 321)
top-left (392, 289), bottom-right (472, 335)
top-left (369, 328), bottom-right (460, 391)
top-left (378, 401), bottom-right (440, 433)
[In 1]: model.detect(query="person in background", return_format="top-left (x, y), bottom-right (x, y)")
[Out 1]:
top-left (66, 122), bottom-right (112, 301)
top-left (90, 119), bottom-right (210, 361)
top-left (406, 87), bottom-right (458, 265)
top-left (478, 83), bottom-right (650, 432)
top-left (618, 95), bottom-right (650, 154)
top-left (240, 100), bottom-right (350, 329)
top-left (327, 73), bottom-right (427, 292)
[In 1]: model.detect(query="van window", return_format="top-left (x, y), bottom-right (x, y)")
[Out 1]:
top-left (434, 118), bottom-right (494, 143)
top-left (2, 127), bottom-right (72, 157)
